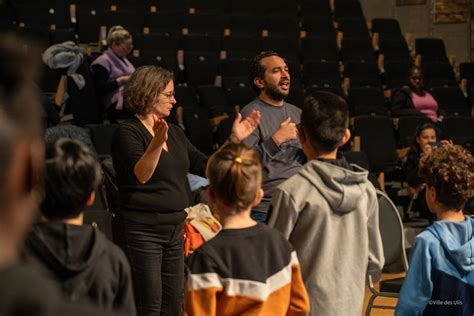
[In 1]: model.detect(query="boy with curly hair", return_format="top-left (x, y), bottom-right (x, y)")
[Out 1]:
top-left (396, 145), bottom-right (474, 315)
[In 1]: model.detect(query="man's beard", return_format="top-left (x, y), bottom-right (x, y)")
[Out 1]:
top-left (264, 84), bottom-right (288, 101)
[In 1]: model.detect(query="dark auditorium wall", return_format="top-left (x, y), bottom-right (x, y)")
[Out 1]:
top-left (361, 0), bottom-right (470, 64)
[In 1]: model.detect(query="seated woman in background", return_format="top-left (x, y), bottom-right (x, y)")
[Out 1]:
top-left (392, 66), bottom-right (444, 122)
top-left (405, 122), bottom-right (450, 222)
top-left (91, 25), bottom-right (135, 121)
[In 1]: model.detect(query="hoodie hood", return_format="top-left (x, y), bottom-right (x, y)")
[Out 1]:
top-left (299, 159), bottom-right (370, 213)
top-left (25, 222), bottom-right (107, 279)
top-left (426, 216), bottom-right (474, 274)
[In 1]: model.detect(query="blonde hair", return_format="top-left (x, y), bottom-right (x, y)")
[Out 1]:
top-left (106, 25), bottom-right (131, 46)
top-left (123, 66), bottom-right (174, 116)
top-left (206, 143), bottom-right (262, 211)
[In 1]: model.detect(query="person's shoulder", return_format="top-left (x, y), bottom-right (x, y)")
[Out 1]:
top-left (0, 264), bottom-right (60, 314)
top-left (114, 118), bottom-right (142, 136)
top-left (91, 54), bottom-right (111, 69)
top-left (273, 172), bottom-right (314, 209)
top-left (1, 264), bottom-right (109, 316)
top-left (284, 101), bottom-right (302, 113)
top-left (259, 223), bottom-right (293, 245)
top-left (168, 122), bottom-right (186, 137)
top-left (186, 237), bottom-right (223, 273)
top-left (414, 227), bottom-right (440, 247)
top-left (241, 98), bottom-right (261, 114)
top-left (119, 117), bottom-right (140, 128)
top-left (277, 166), bottom-right (309, 192)
top-left (395, 85), bottom-right (412, 95)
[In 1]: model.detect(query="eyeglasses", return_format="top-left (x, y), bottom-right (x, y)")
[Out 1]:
top-left (120, 41), bottom-right (134, 50)
top-left (161, 91), bottom-right (176, 100)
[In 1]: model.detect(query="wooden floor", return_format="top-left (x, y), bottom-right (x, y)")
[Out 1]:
top-left (361, 273), bottom-right (405, 316)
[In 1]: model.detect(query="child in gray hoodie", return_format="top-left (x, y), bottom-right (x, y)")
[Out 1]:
top-left (268, 90), bottom-right (385, 316)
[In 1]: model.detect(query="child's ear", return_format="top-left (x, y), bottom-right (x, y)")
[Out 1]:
top-left (428, 186), bottom-right (437, 202)
top-left (85, 191), bottom-right (96, 207)
top-left (339, 128), bottom-right (351, 148)
top-left (251, 188), bottom-right (264, 207)
top-left (207, 187), bottom-right (216, 204)
top-left (298, 125), bottom-right (307, 145)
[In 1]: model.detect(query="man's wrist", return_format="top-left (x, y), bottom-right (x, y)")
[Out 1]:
top-left (272, 135), bottom-right (282, 147)
top-left (228, 134), bottom-right (239, 144)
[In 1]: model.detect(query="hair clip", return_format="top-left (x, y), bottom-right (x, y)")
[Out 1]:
top-left (234, 157), bottom-right (242, 164)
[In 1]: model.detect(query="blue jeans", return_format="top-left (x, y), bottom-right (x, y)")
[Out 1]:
top-left (114, 216), bottom-right (184, 316)
top-left (187, 173), bottom-right (209, 191)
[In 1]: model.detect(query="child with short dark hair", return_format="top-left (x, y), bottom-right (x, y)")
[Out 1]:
top-left (184, 143), bottom-right (309, 315)
top-left (396, 145), bottom-right (474, 315)
top-left (22, 139), bottom-right (136, 315)
top-left (268, 90), bottom-right (385, 316)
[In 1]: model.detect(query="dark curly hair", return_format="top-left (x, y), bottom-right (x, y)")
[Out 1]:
top-left (419, 145), bottom-right (474, 210)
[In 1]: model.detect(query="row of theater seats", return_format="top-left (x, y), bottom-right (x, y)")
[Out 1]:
top-left (37, 52), bottom-right (472, 124)
top-left (2, 0), bottom-right (364, 31)
top-left (3, 0), bottom-right (469, 90)
top-left (0, 0), bottom-right (409, 66)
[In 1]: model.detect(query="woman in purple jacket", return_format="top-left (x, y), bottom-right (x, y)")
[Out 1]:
top-left (91, 25), bottom-right (135, 121)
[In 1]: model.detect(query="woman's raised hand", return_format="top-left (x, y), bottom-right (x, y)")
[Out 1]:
top-left (152, 114), bottom-right (169, 146)
top-left (228, 110), bottom-right (261, 143)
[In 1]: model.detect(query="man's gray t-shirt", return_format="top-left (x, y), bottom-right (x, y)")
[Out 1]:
top-left (241, 98), bottom-right (303, 213)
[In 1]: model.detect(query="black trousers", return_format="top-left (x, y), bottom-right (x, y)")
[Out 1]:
top-left (115, 216), bottom-right (184, 316)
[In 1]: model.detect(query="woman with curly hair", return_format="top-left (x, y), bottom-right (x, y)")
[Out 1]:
top-left (396, 145), bottom-right (474, 315)
top-left (111, 65), bottom-right (260, 316)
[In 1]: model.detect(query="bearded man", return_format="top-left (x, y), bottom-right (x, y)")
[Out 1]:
top-left (240, 51), bottom-right (304, 222)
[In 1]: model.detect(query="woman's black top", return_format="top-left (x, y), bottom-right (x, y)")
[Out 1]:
top-left (111, 117), bottom-right (207, 223)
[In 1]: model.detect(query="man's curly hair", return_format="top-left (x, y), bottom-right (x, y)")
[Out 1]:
top-left (419, 145), bottom-right (474, 210)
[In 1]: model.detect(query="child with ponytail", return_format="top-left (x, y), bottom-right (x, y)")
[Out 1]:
top-left (184, 143), bottom-right (309, 316)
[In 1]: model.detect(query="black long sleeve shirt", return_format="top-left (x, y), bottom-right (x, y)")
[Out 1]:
top-left (111, 117), bottom-right (207, 221)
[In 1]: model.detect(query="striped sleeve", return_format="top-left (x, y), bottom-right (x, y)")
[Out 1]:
top-left (185, 251), bottom-right (309, 315)
top-left (184, 254), bottom-right (222, 316)
top-left (289, 254), bottom-right (310, 316)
